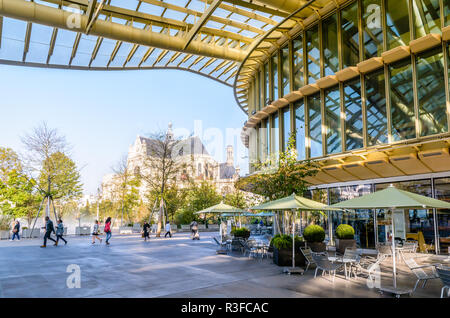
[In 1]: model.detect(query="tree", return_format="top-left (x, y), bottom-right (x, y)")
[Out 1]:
top-left (236, 132), bottom-right (319, 201)
top-left (138, 129), bottom-right (188, 236)
top-left (21, 122), bottom-right (83, 216)
top-left (0, 147), bottom-right (22, 182)
top-left (224, 190), bottom-right (247, 209)
top-left (183, 181), bottom-right (222, 225)
top-left (112, 155), bottom-right (141, 226)
top-left (38, 152), bottom-right (83, 201)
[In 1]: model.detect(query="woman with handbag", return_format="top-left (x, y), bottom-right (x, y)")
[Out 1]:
top-left (10, 220), bottom-right (20, 241)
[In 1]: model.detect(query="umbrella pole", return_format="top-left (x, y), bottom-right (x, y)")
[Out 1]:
top-left (391, 209), bottom-right (397, 289)
top-left (292, 209), bottom-right (295, 269)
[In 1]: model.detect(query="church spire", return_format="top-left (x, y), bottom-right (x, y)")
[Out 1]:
top-left (167, 122), bottom-right (174, 140)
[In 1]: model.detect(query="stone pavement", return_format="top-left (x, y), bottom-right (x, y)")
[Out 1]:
top-left (0, 233), bottom-right (446, 298)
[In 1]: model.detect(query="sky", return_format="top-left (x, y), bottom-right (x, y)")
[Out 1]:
top-left (0, 65), bottom-right (248, 196)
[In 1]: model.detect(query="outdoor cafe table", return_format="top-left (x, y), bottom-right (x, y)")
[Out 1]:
top-left (328, 256), bottom-right (357, 279)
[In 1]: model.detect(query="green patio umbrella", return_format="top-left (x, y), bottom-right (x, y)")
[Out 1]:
top-left (195, 202), bottom-right (247, 228)
top-left (250, 193), bottom-right (338, 273)
top-left (330, 185), bottom-right (450, 297)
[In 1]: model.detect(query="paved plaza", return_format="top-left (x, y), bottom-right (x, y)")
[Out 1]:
top-left (0, 232), bottom-right (446, 298)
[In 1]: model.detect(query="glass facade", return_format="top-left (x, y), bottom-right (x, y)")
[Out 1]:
top-left (341, 1), bottom-right (360, 68)
top-left (281, 46), bottom-right (290, 96)
top-left (389, 58), bottom-right (415, 141)
top-left (344, 79), bottom-right (363, 150)
top-left (292, 35), bottom-right (304, 90)
top-left (365, 69), bottom-right (388, 146)
top-left (294, 100), bottom-right (306, 160)
top-left (306, 25), bottom-right (320, 84)
top-left (246, 0), bottom-right (450, 195)
top-left (282, 106), bottom-right (291, 151)
top-left (322, 14), bottom-right (339, 76)
top-left (416, 48), bottom-right (447, 136)
top-left (308, 94), bottom-right (323, 158)
top-left (324, 86), bottom-right (342, 154)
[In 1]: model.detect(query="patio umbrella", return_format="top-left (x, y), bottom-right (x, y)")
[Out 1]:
top-left (195, 202), bottom-right (247, 228)
top-left (251, 193), bottom-right (338, 273)
top-left (330, 185), bottom-right (450, 296)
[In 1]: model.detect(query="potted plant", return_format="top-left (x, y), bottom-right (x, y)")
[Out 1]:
top-left (303, 224), bottom-right (326, 252)
top-left (270, 234), bottom-right (305, 266)
top-left (230, 227), bottom-right (250, 251)
top-left (335, 224), bottom-right (356, 254)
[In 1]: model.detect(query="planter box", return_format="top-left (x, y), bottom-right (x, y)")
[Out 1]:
top-left (273, 245), bottom-right (306, 267)
top-left (336, 239), bottom-right (356, 255)
top-left (181, 225), bottom-right (191, 232)
top-left (306, 242), bottom-right (326, 252)
top-left (75, 226), bottom-right (91, 235)
top-left (198, 224), bottom-right (206, 231)
top-left (208, 224), bottom-right (220, 231)
top-left (119, 226), bottom-right (132, 234)
top-left (132, 223), bottom-right (141, 233)
top-left (22, 228), bottom-right (40, 238)
top-left (0, 230), bottom-right (10, 240)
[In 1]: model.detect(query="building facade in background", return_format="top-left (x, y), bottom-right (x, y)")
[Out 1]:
top-left (241, 0), bottom-right (450, 254)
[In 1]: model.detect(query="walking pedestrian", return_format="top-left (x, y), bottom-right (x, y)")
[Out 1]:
top-left (10, 220), bottom-right (20, 241)
top-left (92, 220), bottom-right (102, 244)
top-left (41, 216), bottom-right (56, 248)
top-left (104, 217), bottom-right (112, 245)
top-left (164, 221), bottom-right (172, 238)
top-left (55, 219), bottom-right (67, 245)
top-left (142, 221), bottom-right (150, 241)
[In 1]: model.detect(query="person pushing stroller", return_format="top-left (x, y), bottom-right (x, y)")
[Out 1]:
top-left (190, 220), bottom-right (200, 240)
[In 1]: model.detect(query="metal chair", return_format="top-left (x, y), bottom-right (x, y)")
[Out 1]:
top-left (341, 248), bottom-right (361, 279)
top-left (436, 266), bottom-right (450, 298)
top-left (311, 252), bottom-right (344, 283)
top-left (300, 247), bottom-right (316, 273)
top-left (400, 251), bottom-right (440, 293)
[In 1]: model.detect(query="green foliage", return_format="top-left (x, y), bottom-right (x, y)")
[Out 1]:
top-left (336, 224), bottom-right (355, 239)
top-left (179, 181), bottom-right (221, 225)
top-left (174, 209), bottom-right (196, 225)
top-left (224, 190), bottom-right (247, 209)
top-left (303, 224), bottom-right (325, 243)
top-left (230, 227), bottom-right (250, 238)
top-left (236, 131), bottom-right (319, 201)
top-left (0, 215), bottom-right (12, 231)
top-left (38, 152), bottom-right (83, 200)
top-left (270, 234), bottom-right (304, 250)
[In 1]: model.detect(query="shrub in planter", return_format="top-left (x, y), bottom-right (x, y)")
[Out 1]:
top-left (231, 227), bottom-right (250, 239)
top-left (335, 224), bottom-right (356, 254)
top-left (271, 234), bottom-right (306, 266)
top-left (303, 224), bottom-right (326, 252)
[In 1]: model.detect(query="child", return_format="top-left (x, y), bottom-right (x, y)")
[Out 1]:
top-left (92, 220), bottom-right (102, 244)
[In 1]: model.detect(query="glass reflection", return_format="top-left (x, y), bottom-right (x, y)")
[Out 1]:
top-left (341, 1), bottom-right (359, 68)
top-left (292, 35), bottom-right (304, 90)
top-left (416, 48), bottom-right (447, 136)
top-left (325, 86), bottom-right (342, 154)
top-left (344, 79), bottom-right (363, 150)
top-left (264, 62), bottom-right (269, 104)
top-left (376, 180), bottom-right (435, 252)
top-left (329, 185), bottom-right (374, 249)
top-left (265, 118), bottom-right (270, 158)
top-left (386, 0), bottom-right (411, 49)
top-left (365, 69), bottom-right (388, 146)
top-left (308, 94), bottom-right (323, 158)
top-left (412, 0), bottom-right (441, 38)
top-left (282, 106), bottom-right (291, 151)
top-left (273, 113), bottom-right (279, 155)
top-left (322, 14), bottom-right (339, 76)
top-left (433, 178), bottom-right (450, 255)
top-left (295, 100), bottom-right (306, 160)
top-left (389, 58), bottom-right (415, 141)
top-left (362, 0), bottom-right (383, 59)
top-left (272, 54), bottom-right (279, 100)
top-left (281, 46), bottom-right (290, 96)
top-left (306, 25), bottom-right (320, 84)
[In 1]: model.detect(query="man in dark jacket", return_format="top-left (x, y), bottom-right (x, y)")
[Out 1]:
top-left (41, 216), bottom-right (56, 248)
top-left (11, 221), bottom-right (20, 241)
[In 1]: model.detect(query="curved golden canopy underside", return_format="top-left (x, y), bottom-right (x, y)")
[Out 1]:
top-left (0, 0), bottom-right (330, 112)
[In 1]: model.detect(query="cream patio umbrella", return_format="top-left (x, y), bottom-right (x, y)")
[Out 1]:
top-left (251, 193), bottom-right (338, 274)
top-left (330, 185), bottom-right (450, 297)
top-left (195, 202), bottom-right (247, 229)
